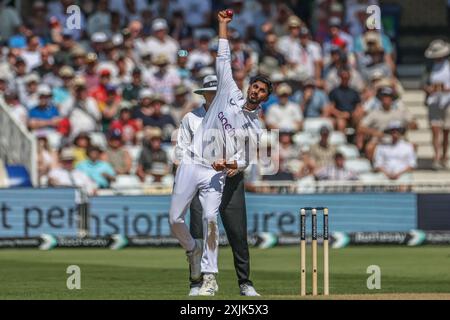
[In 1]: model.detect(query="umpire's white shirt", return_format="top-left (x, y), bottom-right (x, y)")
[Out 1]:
top-left (175, 106), bottom-right (206, 163)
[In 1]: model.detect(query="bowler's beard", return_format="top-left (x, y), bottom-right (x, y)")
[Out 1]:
top-left (248, 96), bottom-right (259, 105)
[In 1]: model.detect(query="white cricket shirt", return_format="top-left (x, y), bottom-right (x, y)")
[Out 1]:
top-left (175, 106), bottom-right (206, 163)
top-left (188, 39), bottom-right (262, 169)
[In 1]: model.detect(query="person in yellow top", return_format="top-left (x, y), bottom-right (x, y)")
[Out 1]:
top-left (72, 133), bottom-right (91, 166)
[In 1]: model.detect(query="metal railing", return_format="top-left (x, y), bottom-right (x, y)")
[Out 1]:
top-left (0, 99), bottom-right (37, 186)
top-left (93, 178), bottom-right (450, 196)
top-left (249, 179), bottom-right (450, 194)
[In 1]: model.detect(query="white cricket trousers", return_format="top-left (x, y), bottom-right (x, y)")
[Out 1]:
top-left (169, 163), bottom-right (225, 274)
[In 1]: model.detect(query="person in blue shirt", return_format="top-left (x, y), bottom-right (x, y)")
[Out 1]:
top-left (28, 84), bottom-right (61, 135)
top-left (293, 78), bottom-right (330, 118)
top-left (260, 75), bottom-right (284, 114)
top-left (76, 146), bottom-right (116, 189)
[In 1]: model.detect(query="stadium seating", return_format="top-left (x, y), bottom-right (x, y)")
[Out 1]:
top-left (296, 175), bottom-right (316, 194)
top-left (329, 131), bottom-right (347, 146)
top-left (303, 118), bottom-right (334, 135)
top-left (293, 132), bottom-right (320, 147)
top-left (358, 172), bottom-right (385, 183)
top-left (110, 175), bottom-right (143, 194)
top-left (90, 132), bottom-right (108, 150)
top-left (126, 145), bottom-right (143, 174)
top-left (337, 144), bottom-right (360, 159)
top-left (344, 158), bottom-right (373, 174)
top-left (46, 132), bottom-right (63, 150)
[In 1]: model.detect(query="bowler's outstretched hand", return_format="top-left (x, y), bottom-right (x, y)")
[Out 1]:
top-left (218, 10), bottom-right (233, 24)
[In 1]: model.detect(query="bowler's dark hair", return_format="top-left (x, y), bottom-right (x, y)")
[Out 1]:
top-left (250, 75), bottom-right (273, 96)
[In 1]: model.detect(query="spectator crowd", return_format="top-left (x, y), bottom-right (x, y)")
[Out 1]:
top-left (0, 0), bottom-right (448, 194)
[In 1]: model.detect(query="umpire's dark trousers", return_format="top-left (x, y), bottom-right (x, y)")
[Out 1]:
top-left (190, 172), bottom-right (252, 287)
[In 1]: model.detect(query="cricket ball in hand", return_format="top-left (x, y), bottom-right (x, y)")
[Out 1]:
top-left (226, 9), bottom-right (234, 18)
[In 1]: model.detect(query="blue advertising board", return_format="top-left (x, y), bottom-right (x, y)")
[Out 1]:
top-left (0, 188), bottom-right (78, 237)
top-left (0, 189), bottom-right (417, 238)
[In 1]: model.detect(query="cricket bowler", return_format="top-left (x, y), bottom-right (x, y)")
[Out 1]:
top-left (169, 10), bottom-right (272, 296)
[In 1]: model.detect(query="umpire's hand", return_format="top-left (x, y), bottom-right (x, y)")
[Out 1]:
top-left (226, 169), bottom-right (240, 177)
top-left (212, 160), bottom-right (227, 171)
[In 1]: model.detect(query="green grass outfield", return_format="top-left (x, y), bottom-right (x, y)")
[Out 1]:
top-left (1, 246), bottom-right (450, 299)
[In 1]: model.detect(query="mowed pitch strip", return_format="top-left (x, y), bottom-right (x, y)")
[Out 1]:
top-left (0, 247), bottom-right (449, 299)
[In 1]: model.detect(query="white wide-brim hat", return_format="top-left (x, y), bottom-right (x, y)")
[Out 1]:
top-left (194, 75), bottom-right (218, 95)
top-left (425, 40), bottom-right (450, 59)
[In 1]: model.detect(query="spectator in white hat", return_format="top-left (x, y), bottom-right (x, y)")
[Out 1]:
top-left (3, 90), bottom-right (28, 128)
top-left (20, 35), bottom-right (42, 73)
top-left (133, 88), bottom-right (157, 129)
top-left (133, 88), bottom-right (154, 115)
top-left (424, 40), bottom-right (450, 91)
top-left (187, 35), bottom-right (214, 70)
top-left (137, 127), bottom-right (169, 182)
top-left (265, 83), bottom-right (303, 132)
top-left (373, 121), bottom-right (417, 185)
top-left (172, 84), bottom-right (197, 125)
top-left (48, 148), bottom-right (96, 195)
top-left (423, 39), bottom-right (450, 169)
top-left (146, 53), bottom-right (181, 104)
top-left (358, 86), bottom-right (417, 160)
top-left (354, 28), bottom-right (395, 74)
top-left (90, 32), bottom-right (109, 59)
top-left (60, 77), bottom-right (101, 141)
top-left (277, 15), bottom-right (303, 66)
top-left (53, 66), bottom-right (75, 108)
top-left (145, 18), bottom-right (180, 64)
top-left (28, 84), bottom-right (61, 136)
top-left (22, 73), bottom-right (41, 109)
